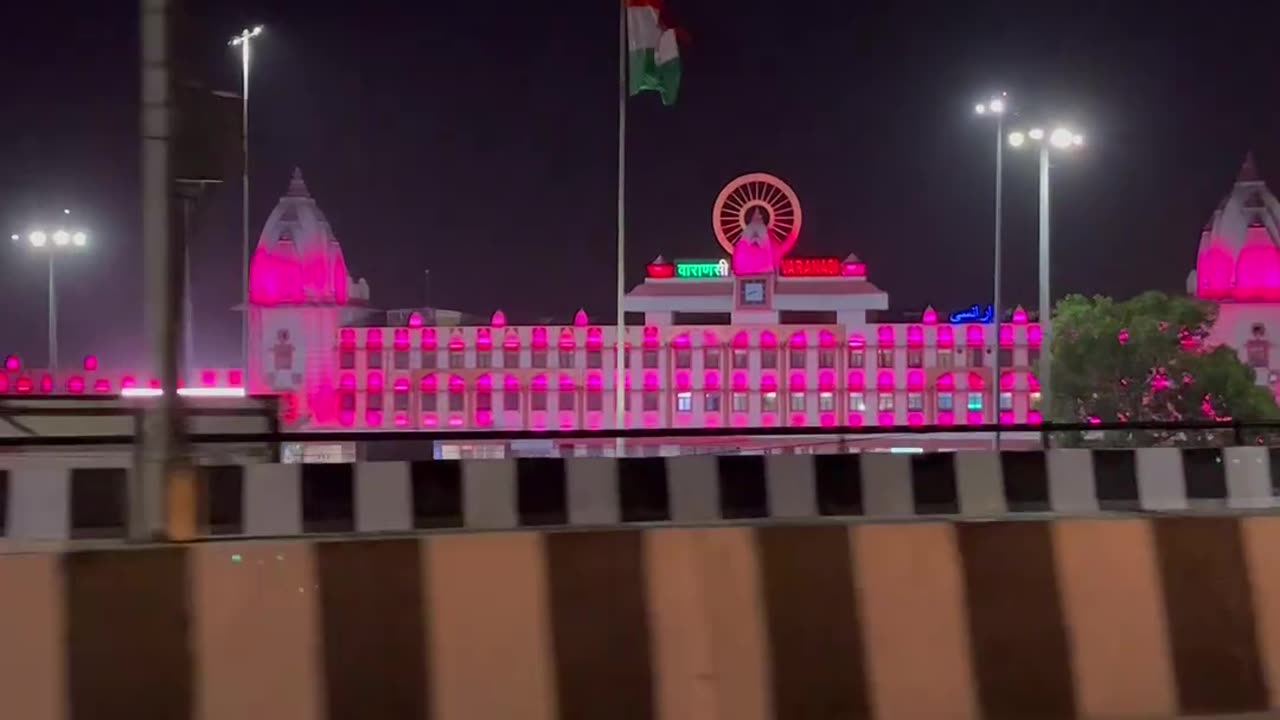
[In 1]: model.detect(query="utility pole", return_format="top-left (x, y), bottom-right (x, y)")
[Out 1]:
top-left (138, 0), bottom-right (188, 540)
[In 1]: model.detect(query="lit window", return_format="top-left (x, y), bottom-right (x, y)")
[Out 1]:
top-left (731, 391), bottom-right (748, 412)
top-left (559, 350), bottom-right (575, 368)
top-left (907, 392), bottom-right (923, 412)
top-left (476, 351), bottom-right (492, 368)
top-left (449, 392), bottom-right (465, 412)
top-left (1029, 391), bottom-right (1042, 411)
top-left (906, 348), bottom-right (923, 368)
top-left (789, 349), bottom-right (807, 368)
top-left (967, 393), bottom-right (983, 411)
top-left (675, 349), bottom-right (692, 369)
top-left (818, 391), bottom-right (835, 412)
top-left (966, 347), bottom-right (984, 367)
top-left (705, 347), bottom-right (722, 368)
top-left (877, 349), bottom-right (894, 368)
top-left (421, 351), bottom-right (438, 369)
top-left (676, 391), bottom-right (693, 412)
top-left (643, 350), bottom-right (659, 368)
top-left (848, 392), bottom-right (866, 411)
top-left (705, 392), bottom-right (722, 412)
top-left (999, 391), bottom-right (1013, 411)
top-left (504, 350), bottom-right (520, 368)
top-left (643, 391), bottom-right (659, 411)
top-left (587, 391), bottom-right (603, 411)
top-left (762, 391), bottom-right (779, 412)
top-left (394, 392), bottom-right (409, 412)
top-left (367, 350), bottom-right (383, 369)
top-left (339, 349), bottom-right (355, 369)
top-left (877, 393), bottom-right (895, 411)
top-left (531, 391), bottom-right (547, 411)
top-left (732, 349), bottom-right (749, 369)
top-left (476, 392), bottom-right (493, 412)
top-left (789, 392), bottom-right (805, 412)
top-left (421, 392), bottom-right (437, 412)
top-left (761, 349), bottom-right (778, 369)
top-left (390, 351), bottom-right (407, 370)
top-left (366, 391), bottom-right (383, 411)
top-left (449, 351), bottom-right (466, 369)
top-left (998, 348), bottom-right (1014, 367)
top-left (937, 392), bottom-right (953, 411)
top-left (936, 351), bottom-right (954, 368)
top-left (340, 392), bottom-right (356, 411)
top-left (559, 390), bottom-right (575, 411)
top-left (818, 349), bottom-right (835, 369)
top-left (504, 389), bottom-right (520, 410)
top-left (586, 350), bottom-right (603, 369)
top-left (848, 350), bottom-right (866, 368)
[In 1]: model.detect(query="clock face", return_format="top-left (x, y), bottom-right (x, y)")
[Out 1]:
top-left (740, 279), bottom-right (767, 306)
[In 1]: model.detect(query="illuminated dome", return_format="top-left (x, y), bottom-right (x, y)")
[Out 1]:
top-left (1191, 153), bottom-right (1280, 301)
top-left (249, 168), bottom-right (369, 305)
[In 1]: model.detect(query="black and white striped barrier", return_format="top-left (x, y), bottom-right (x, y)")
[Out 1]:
top-left (2, 447), bottom-right (1278, 542)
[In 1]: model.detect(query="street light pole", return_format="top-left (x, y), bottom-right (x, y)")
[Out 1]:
top-left (975, 92), bottom-right (1007, 440)
top-left (231, 26), bottom-right (262, 371)
top-left (1038, 143), bottom-right (1051, 422)
top-left (47, 251), bottom-right (56, 370)
top-left (20, 227), bottom-right (88, 372)
top-left (1008, 125), bottom-right (1083, 428)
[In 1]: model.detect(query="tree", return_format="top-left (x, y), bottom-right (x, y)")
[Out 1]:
top-left (1048, 291), bottom-right (1279, 444)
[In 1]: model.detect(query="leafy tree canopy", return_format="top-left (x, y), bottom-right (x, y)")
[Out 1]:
top-left (1049, 291), bottom-right (1279, 425)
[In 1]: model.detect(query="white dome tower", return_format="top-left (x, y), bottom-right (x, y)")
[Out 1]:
top-left (246, 169), bottom-right (369, 426)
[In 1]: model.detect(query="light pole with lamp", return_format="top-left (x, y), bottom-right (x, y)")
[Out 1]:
top-left (974, 92), bottom-right (1008, 437)
top-left (1007, 125), bottom-right (1084, 424)
top-left (17, 219), bottom-right (89, 371)
top-left (230, 25), bottom-right (262, 370)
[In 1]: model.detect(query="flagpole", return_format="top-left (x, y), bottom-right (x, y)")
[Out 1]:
top-left (614, 0), bottom-right (628, 456)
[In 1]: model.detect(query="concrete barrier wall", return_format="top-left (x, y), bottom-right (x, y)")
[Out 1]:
top-left (3, 446), bottom-right (1279, 543)
top-left (5, 515), bottom-right (1280, 719)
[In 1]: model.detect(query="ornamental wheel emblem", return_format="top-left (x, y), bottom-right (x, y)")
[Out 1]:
top-left (712, 172), bottom-right (803, 258)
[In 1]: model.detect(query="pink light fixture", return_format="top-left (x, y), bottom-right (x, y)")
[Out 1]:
top-left (574, 309), bottom-right (589, 327)
top-left (3, 355), bottom-right (18, 372)
top-left (922, 306), bottom-right (938, 324)
top-left (408, 311), bottom-right (424, 328)
top-left (1011, 306), bottom-right (1029, 324)
top-left (83, 355), bottom-right (98, 371)
top-left (490, 310), bottom-right (507, 327)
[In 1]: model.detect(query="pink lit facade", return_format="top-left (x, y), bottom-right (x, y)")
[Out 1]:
top-left (264, 172), bottom-right (1044, 432)
top-left (1191, 155), bottom-right (1280, 393)
top-left (0, 171), bottom-right (1047, 435)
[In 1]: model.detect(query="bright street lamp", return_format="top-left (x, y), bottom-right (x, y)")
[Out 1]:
top-left (974, 91), bottom-right (1008, 437)
top-left (231, 25), bottom-right (263, 369)
top-left (1007, 123), bottom-right (1085, 425)
top-left (19, 224), bottom-right (90, 371)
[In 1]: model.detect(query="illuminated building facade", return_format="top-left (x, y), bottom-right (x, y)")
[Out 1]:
top-left (281, 172), bottom-right (1045, 433)
top-left (0, 171), bottom-right (1048, 438)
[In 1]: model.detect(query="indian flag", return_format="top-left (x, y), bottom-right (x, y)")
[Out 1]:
top-left (627, 0), bottom-right (681, 105)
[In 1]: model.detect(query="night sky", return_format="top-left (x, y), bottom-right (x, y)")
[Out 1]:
top-left (1, 1), bottom-right (1277, 369)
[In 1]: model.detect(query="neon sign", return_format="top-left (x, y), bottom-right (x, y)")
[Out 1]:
top-left (780, 256), bottom-right (840, 277)
top-left (948, 304), bottom-right (995, 324)
top-left (674, 259), bottom-right (730, 279)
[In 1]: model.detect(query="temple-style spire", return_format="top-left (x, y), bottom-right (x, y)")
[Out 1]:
top-left (1238, 152), bottom-right (1262, 184)
top-left (287, 167), bottom-right (310, 197)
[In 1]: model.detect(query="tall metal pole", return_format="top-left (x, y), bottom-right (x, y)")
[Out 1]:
top-left (47, 253), bottom-right (57, 371)
top-left (240, 36), bottom-right (251, 372)
top-left (613, 0), bottom-right (628, 454)
top-left (991, 114), bottom-right (1003, 443)
top-left (138, 0), bottom-right (182, 540)
top-left (1038, 145), bottom-right (1052, 424)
